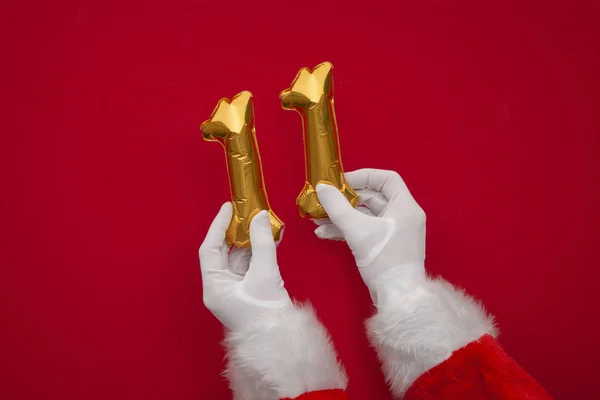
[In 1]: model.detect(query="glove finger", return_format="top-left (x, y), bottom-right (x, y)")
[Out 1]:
top-left (313, 218), bottom-right (332, 226)
top-left (248, 210), bottom-right (278, 276)
top-left (242, 211), bottom-right (290, 306)
top-left (312, 205), bottom-right (375, 226)
top-left (199, 202), bottom-right (232, 272)
top-left (314, 224), bottom-right (345, 241)
top-left (345, 169), bottom-right (409, 201)
top-left (229, 225), bottom-right (282, 277)
top-left (316, 184), bottom-right (363, 235)
top-left (312, 188), bottom-right (379, 226)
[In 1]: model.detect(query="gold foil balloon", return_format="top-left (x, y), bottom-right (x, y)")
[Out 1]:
top-left (281, 61), bottom-right (359, 219)
top-left (201, 91), bottom-right (283, 248)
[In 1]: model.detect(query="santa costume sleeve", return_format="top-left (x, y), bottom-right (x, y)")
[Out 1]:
top-left (223, 302), bottom-right (349, 400)
top-left (367, 268), bottom-right (552, 399)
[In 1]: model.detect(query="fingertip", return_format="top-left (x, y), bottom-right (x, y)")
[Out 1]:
top-left (314, 224), bottom-right (344, 241)
top-left (344, 169), bottom-right (364, 179)
top-left (218, 202), bottom-right (233, 220)
top-left (316, 183), bottom-right (335, 195)
top-left (316, 184), bottom-right (340, 206)
top-left (316, 184), bottom-right (353, 217)
top-left (344, 169), bottom-right (372, 190)
top-left (249, 210), bottom-right (275, 245)
top-left (314, 224), bottom-right (328, 238)
top-left (202, 202), bottom-right (233, 250)
top-left (248, 210), bottom-right (277, 267)
top-left (250, 210), bottom-right (270, 228)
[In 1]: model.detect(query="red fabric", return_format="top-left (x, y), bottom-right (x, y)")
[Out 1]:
top-left (283, 389), bottom-right (349, 400)
top-left (406, 335), bottom-right (552, 399)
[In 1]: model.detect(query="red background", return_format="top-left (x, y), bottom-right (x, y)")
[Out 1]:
top-left (1, 1), bottom-right (599, 399)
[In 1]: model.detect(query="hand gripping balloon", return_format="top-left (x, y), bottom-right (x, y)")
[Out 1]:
top-left (280, 62), bottom-right (359, 219)
top-left (201, 91), bottom-right (283, 247)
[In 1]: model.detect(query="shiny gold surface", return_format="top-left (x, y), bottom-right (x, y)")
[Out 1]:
top-left (201, 91), bottom-right (283, 247)
top-left (281, 62), bottom-right (358, 219)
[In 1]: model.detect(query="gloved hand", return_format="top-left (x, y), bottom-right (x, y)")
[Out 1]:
top-left (314, 169), bottom-right (426, 305)
top-left (199, 203), bottom-right (292, 331)
top-left (316, 169), bottom-right (502, 399)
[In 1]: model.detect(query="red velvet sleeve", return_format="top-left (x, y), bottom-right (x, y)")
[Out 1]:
top-left (405, 334), bottom-right (552, 399)
top-left (283, 389), bottom-right (349, 400)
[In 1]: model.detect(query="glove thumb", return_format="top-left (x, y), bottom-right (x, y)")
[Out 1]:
top-left (316, 184), bottom-right (361, 233)
top-left (316, 184), bottom-right (395, 267)
top-left (241, 210), bottom-right (290, 306)
top-left (248, 210), bottom-right (277, 271)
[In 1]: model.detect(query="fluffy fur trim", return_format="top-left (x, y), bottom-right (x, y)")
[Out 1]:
top-left (223, 303), bottom-right (348, 400)
top-left (366, 269), bottom-right (497, 398)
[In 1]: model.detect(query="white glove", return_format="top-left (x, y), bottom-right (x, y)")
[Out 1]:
top-left (314, 169), bottom-right (426, 305)
top-left (316, 169), bottom-right (498, 398)
top-left (199, 203), bottom-right (348, 399)
top-left (199, 203), bottom-right (292, 331)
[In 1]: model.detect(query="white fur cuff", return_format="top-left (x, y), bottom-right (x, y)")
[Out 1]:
top-left (224, 303), bottom-right (348, 400)
top-left (367, 272), bottom-right (497, 398)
